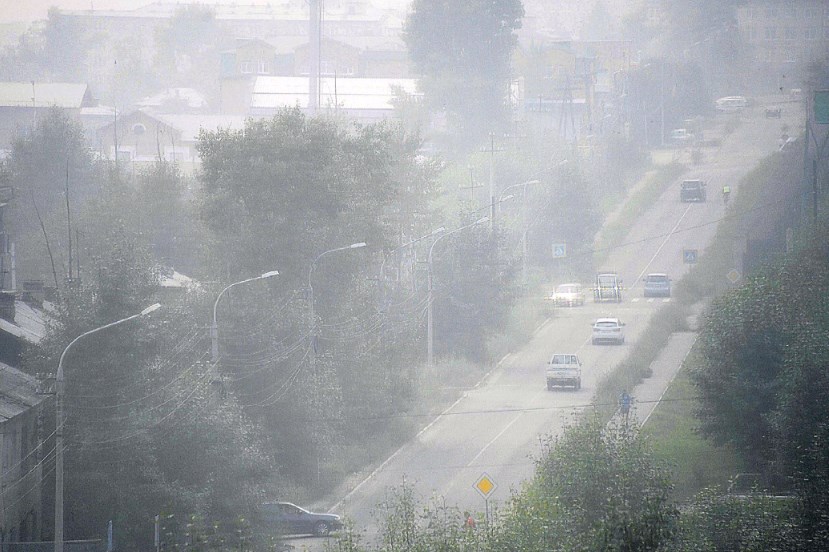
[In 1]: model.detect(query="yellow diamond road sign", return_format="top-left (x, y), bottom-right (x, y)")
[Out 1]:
top-left (727, 269), bottom-right (741, 284)
top-left (474, 473), bottom-right (497, 498)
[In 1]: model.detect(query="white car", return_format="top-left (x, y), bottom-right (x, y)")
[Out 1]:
top-left (592, 318), bottom-right (625, 345)
top-left (550, 283), bottom-right (585, 307)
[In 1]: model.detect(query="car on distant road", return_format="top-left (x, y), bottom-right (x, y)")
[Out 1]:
top-left (670, 128), bottom-right (695, 145)
top-left (680, 179), bottom-right (706, 202)
top-left (643, 273), bottom-right (671, 297)
top-left (591, 318), bottom-right (625, 345)
top-left (549, 283), bottom-right (585, 306)
top-left (715, 96), bottom-right (748, 112)
top-left (765, 107), bottom-right (782, 118)
top-left (260, 502), bottom-right (343, 537)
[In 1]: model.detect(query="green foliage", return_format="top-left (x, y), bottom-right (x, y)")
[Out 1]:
top-left (528, 415), bottom-right (679, 551)
top-left (153, 5), bottom-right (223, 94)
top-left (666, 488), bottom-right (803, 551)
top-left (403, 0), bottom-right (524, 139)
top-left (5, 107), bottom-right (102, 288)
top-left (0, 9), bottom-right (89, 81)
top-left (432, 222), bottom-right (517, 361)
top-left (642, 368), bottom-right (747, 502)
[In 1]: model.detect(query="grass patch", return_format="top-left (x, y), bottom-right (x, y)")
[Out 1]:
top-left (641, 365), bottom-right (746, 501)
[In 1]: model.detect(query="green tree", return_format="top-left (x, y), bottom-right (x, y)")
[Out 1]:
top-left (153, 5), bottom-right (224, 98)
top-left (24, 182), bottom-right (274, 550)
top-left (5, 107), bottom-right (101, 289)
top-left (197, 108), bottom-right (436, 487)
top-left (432, 221), bottom-right (516, 361)
top-left (403, 0), bottom-right (524, 140)
top-left (527, 416), bottom-right (678, 551)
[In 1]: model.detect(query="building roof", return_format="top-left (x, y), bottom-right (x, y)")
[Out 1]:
top-left (0, 82), bottom-right (90, 109)
top-left (136, 88), bottom-right (210, 111)
top-left (0, 361), bottom-right (43, 421)
top-left (251, 76), bottom-right (419, 111)
top-left (0, 300), bottom-right (45, 345)
top-left (153, 113), bottom-right (248, 142)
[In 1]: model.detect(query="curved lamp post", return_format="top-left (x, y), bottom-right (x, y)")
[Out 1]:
top-left (210, 270), bottom-right (280, 364)
top-left (308, 242), bottom-right (367, 357)
top-left (427, 217), bottom-right (488, 366)
top-left (55, 303), bottom-right (161, 552)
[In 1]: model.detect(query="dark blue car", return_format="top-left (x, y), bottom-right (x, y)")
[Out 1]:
top-left (260, 501), bottom-right (343, 537)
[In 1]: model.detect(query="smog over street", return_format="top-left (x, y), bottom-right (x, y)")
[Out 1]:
top-left (0, 1), bottom-right (826, 551)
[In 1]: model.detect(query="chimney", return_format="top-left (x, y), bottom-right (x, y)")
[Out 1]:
top-left (0, 291), bottom-right (15, 322)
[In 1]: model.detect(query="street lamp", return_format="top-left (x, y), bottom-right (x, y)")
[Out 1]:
top-left (210, 270), bottom-right (280, 365)
top-left (379, 228), bottom-right (444, 306)
top-left (55, 303), bottom-right (161, 552)
top-left (308, 242), bottom-right (367, 361)
top-left (427, 217), bottom-right (488, 366)
top-left (307, 242), bottom-right (366, 483)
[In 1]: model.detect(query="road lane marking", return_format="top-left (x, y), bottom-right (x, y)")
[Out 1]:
top-left (466, 413), bottom-right (525, 467)
top-left (635, 204), bottom-right (693, 282)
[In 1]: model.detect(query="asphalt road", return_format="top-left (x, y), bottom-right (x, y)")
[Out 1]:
top-left (288, 97), bottom-right (801, 549)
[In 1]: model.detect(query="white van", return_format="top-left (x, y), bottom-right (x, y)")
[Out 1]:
top-left (715, 96), bottom-right (748, 112)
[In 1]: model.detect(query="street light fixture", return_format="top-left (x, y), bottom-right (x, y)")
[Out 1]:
top-left (210, 270), bottom-right (280, 365)
top-left (55, 303), bottom-right (162, 552)
top-left (427, 217), bottom-right (488, 366)
top-left (308, 242), bottom-right (368, 356)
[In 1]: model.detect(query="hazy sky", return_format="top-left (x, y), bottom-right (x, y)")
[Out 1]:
top-left (0, 0), bottom-right (288, 23)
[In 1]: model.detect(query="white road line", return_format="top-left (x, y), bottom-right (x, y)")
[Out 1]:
top-left (635, 204), bottom-right (693, 282)
top-left (466, 413), bottom-right (524, 467)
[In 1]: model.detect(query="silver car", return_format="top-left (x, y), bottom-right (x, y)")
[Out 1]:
top-left (643, 273), bottom-right (671, 297)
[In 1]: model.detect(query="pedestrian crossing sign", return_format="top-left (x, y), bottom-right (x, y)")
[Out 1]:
top-left (552, 243), bottom-right (566, 258)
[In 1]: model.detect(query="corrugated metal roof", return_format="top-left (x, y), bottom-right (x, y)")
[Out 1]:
top-left (252, 76), bottom-right (419, 111)
top-left (0, 361), bottom-right (43, 421)
top-left (0, 300), bottom-right (45, 345)
top-left (0, 82), bottom-right (89, 109)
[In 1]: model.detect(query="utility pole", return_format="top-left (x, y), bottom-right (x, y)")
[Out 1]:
top-left (308, 0), bottom-right (321, 113)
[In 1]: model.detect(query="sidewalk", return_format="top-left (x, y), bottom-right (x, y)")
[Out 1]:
top-left (611, 331), bottom-right (698, 427)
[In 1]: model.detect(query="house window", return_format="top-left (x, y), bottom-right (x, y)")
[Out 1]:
top-left (805, 27), bottom-right (819, 40)
top-left (764, 26), bottom-right (777, 40)
top-left (132, 123), bottom-right (146, 135)
top-left (784, 27), bottom-right (797, 40)
top-left (240, 61), bottom-right (255, 74)
top-left (257, 60), bottom-right (271, 74)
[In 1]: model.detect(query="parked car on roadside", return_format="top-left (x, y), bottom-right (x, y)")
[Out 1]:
top-left (260, 502), bottom-right (343, 537)
top-left (549, 283), bottom-right (585, 306)
top-left (591, 318), bottom-right (625, 345)
top-left (643, 273), bottom-right (671, 297)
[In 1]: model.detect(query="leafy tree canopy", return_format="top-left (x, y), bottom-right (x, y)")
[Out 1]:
top-left (403, 0), bottom-right (524, 136)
